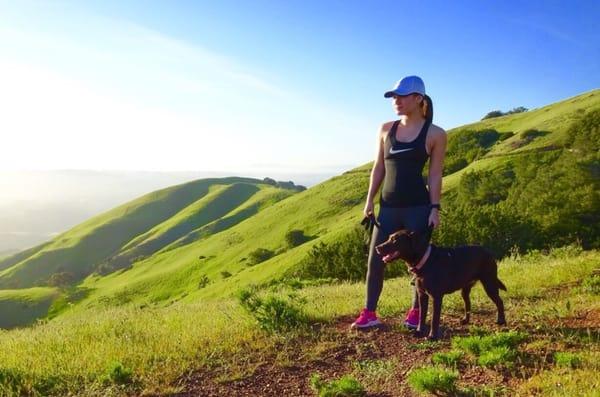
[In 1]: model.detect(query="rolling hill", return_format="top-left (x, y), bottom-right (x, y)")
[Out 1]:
top-left (0, 89), bottom-right (598, 397)
top-left (0, 89), bottom-right (598, 330)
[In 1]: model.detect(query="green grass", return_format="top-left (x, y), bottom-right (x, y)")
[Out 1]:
top-left (352, 359), bottom-right (397, 392)
top-left (0, 89), bottom-right (598, 394)
top-left (1, 89), bottom-right (598, 326)
top-left (0, 247), bottom-right (596, 395)
top-left (0, 287), bottom-right (59, 328)
top-left (310, 373), bottom-right (366, 397)
top-left (407, 366), bottom-right (458, 396)
top-left (554, 352), bottom-right (583, 369)
top-left (0, 300), bottom-right (263, 396)
top-left (0, 178), bottom-right (294, 291)
top-left (431, 350), bottom-right (464, 368)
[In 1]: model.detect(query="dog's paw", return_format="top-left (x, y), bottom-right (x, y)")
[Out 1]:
top-left (426, 334), bottom-right (439, 341)
top-left (460, 318), bottom-right (470, 325)
top-left (496, 319), bottom-right (507, 326)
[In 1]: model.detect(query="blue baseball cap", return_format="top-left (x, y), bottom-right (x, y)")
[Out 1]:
top-left (384, 75), bottom-right (426, 98)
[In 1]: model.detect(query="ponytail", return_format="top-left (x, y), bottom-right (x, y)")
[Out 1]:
top-left (421, 94), bottom-right (434, 123)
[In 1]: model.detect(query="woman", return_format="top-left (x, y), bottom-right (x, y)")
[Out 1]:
top-left (351, 75), bottom-right (447, 329)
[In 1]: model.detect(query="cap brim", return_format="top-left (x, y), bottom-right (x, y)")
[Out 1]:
top-left (384, 90), bottom-right (423, 98)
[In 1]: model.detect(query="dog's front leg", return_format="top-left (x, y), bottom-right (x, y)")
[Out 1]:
top-left (415, 290), bottom-right (428, 338)
top-left (428, 295), bottom-right (443, 340)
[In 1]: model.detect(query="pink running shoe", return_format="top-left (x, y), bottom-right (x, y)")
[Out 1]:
top-left (350, 308), bottom-right (381, 329)
top-left (404, 308), bottom-right (420, 329)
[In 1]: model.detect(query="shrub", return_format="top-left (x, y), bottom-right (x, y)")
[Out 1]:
top-left (445, 157), bottom-right (469, 174)
top-left (237, 287), bottom-right (308, 333)
top-left (554, 352), bottom-right (582, 368)
top-left (0, 368), bottom-right (24, 395)
top-left (33, 375), bottom-right (64, 396)
top-left (407, 366), bottom-right (458, 396)
top-left (248, 248), bottom-right (275, 265)
top-left (198, 274), bottom-right (210, 289)
top-left (520, 129), bottom-right (545, 140)
top-left (291, 225), bottom-right (407, 281)
top-left (507, 106), bottom-right (528, 114)
top-left (101, 361), bottom-right (133, 385)
top-left (263, 177), bottom-right (277, 186)
top-left (482, 110), bottom-right (504, 120)
top-left (285, 229), bottom-right (308, 248)
top-left (482, 107), bottom-right (527, 120)
top-left (438, 110), bottom-right (600, 256)
top-left (310, 373), bottom-right (366, 397)
top-left (582, 274), bottom-right (600, 295)
top-left (47, 271), bottom-right (76, 288)
top-left (432, 350), bottom-right (464, 368)
top-left (443, 128), bottom-right (502, 176)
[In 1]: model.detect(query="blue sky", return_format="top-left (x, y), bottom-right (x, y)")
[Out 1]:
top-left (0, 0), bottom-right (598, 175)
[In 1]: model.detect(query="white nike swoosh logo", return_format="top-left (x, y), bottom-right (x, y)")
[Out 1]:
top-left (389, 147), bottom-right (414, 154)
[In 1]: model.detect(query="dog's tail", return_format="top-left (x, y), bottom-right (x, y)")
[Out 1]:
top-left (497, 278), bottom-right (507, 291)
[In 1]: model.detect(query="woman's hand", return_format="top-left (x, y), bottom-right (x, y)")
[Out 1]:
top-left (363, 200), bottom-right (374, 218)
top-left (428, 208), bottom-right (440, 228)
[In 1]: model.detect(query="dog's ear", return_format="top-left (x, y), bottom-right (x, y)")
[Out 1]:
top-left (408, 229), bottom-right (427, 251)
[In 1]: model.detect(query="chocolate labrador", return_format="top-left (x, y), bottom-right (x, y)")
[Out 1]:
top-left (375, 229), bottom-right (507, 340)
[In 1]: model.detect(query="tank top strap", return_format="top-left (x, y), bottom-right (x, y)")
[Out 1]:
top-left (388, 120), bottom-right (400, 143)
top-left (415, 118), bottom-right (432, 142)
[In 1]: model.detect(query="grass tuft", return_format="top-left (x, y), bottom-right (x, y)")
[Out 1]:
top-left (237, 287), bottom-right (308, 333)
top-left (554, 352), bottom-right (582, 368)
top-left (101, 361), bottom-right (134, 385)
top-left (431, 350), bottom-right (464, 368)
top-left (309, 373), bottom-right (366, 397)
top-left (477, 346), bottom-right (518, 368)
top-left (407, 366), bottom-right (458, 396)
top-left (452, 331), bottom-right (528, 355)
top-left (451, 331), bottom-right (527, 369)
top-left (582, 274), bottom-right (600, 294)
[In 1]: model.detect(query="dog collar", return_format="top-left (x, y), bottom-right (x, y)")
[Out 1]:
top-left (410, 245), bottom-right (431, 273)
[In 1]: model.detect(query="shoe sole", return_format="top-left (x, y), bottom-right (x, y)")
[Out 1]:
top-left (404, 321), bottom-right (418, 330)
top-left (350, 319), bottom-right (382, 329)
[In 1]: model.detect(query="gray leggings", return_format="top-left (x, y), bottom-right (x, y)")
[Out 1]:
top-left (365, 205), bottom-right (432, 311)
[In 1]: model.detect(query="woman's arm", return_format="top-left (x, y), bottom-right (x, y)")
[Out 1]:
top-left (427, 127), bottom-right (447, 227)
top-left (364, 123), bottom-right (389, 217)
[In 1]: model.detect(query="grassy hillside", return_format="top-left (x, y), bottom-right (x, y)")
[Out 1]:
top-left (0, 177), bottom-right (295, 290)
top-left (0, 287), bottom-right (59, 328)
top-left (64, 166), bottom-right (370, 312)
top-left (0, 242), bottom-right (51, 273)
top-left (2, 89), bottom-right (598, 324)
top-left (59, 89), bottom-right (598, 313)
top-left (0, 89), bottom-right (598, 395)
top-left (0, 178), bottom-right (297, 327)
top-left (0, 247), bottom-right (597, 396)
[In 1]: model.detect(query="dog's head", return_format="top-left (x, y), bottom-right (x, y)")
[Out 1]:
top-left (375, 229), bottom-right (429, 264)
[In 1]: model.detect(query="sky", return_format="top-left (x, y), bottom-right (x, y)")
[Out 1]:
top-left (0, 0), bottom-right (598, 175)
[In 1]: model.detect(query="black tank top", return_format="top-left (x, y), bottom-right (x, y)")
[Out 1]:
top-left (380, 119), bottom-right (431, 207)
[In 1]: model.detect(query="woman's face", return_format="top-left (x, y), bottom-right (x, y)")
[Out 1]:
top-left (392, 93), bottom-right (422, 116)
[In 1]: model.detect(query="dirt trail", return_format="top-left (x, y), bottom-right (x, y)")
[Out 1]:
top-left (166, 313), bottom-right (516, 397)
